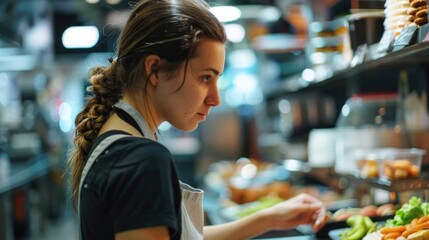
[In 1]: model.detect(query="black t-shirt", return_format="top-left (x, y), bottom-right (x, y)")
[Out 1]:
top-left (80, 130), bottom-right (182, 240)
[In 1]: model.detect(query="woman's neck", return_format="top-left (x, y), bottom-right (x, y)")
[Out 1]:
top-left (122, 95), bottom-right (159, 135)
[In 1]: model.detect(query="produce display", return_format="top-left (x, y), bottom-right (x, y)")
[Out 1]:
top-left (385, 197), bottom-right (429, 227)
top-left (338, 197), bottom-right (429, 240)
top-left (340, 215), bottom-right (376, 240)
top-left (332, 204), bottom-right (397, 221)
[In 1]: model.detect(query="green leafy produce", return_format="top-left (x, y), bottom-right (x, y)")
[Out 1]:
top-left (385, 196), bottom-right (426, 227)
top-left (235, 196), bottom-right (284, 218)
top-left (340, 215), bottom-right (375, 240)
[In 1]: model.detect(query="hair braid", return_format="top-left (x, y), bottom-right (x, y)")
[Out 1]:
top-left (68, 60), bottom-right (123, 206)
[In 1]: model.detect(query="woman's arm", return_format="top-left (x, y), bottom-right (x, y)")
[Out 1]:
top-left (204, 209), bottom-right (272, 240)
top-left (204, 193), bottom-right (328, 240)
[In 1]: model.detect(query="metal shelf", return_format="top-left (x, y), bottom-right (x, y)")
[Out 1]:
top-left (345, 171), bottom-right (429, 192)
top-left (0, 154), bottom-right (53, 195)
top-left (264, 42), bottom-right (429, 98)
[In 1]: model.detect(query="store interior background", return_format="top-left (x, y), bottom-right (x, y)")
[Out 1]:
top-left (1, 0), bottom-right (429, 239)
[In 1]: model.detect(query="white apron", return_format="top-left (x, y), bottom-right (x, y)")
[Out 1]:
top-left (78, 100), bottom-right (204, 240)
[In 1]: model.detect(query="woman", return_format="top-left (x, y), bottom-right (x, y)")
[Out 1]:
top-left (67, 0), bottom-right (328, 239)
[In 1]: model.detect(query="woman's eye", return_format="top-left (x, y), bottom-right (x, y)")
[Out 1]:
top-left (203, 75), bottom-right (212, 83)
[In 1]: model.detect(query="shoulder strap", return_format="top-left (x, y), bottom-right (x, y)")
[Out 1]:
top-left (78, 133), bottom-right (134, 240)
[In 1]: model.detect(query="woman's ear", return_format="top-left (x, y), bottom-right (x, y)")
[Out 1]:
top-left (144, 55), bottom-right (161, 86)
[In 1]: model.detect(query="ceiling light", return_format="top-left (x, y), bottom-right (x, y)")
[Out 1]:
top-left (210, 6), bottom-right (241, 23)
top-left (62, 26), bottom-right (99, 49)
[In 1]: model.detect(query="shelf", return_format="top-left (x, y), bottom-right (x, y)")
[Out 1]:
top-left (345, 173), bottom-right (429, 192)
top-left (0, 154), bottom-right (53, 195)
top-left (263, 42), bottom-right (429, 97)
top-left (325, 42), bottom-right (429, 83)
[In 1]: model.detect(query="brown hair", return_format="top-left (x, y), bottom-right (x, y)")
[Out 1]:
top-left (68, 0), bottom-right (226, 205)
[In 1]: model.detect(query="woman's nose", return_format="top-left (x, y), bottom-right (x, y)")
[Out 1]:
top-left (205, 87), bottom-right (221, 107)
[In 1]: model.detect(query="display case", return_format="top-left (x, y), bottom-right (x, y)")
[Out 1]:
top-left (250, 25), bottom-right (429, 239)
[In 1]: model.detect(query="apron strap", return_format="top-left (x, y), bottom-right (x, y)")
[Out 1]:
top-left (77, 133), bottom-right (133, 240)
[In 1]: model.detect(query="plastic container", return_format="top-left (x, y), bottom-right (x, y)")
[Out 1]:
top-left (378, 148), bottom-right (425, 180)
top-left (353, 148), bottom-right (381, 178)
top-left (336, 93), bottom-right (398, 128)
top-left (335, 93), bottom-right (407, 175)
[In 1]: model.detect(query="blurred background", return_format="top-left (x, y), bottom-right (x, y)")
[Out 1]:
top-left (0, 0), bottom-right (429, 239)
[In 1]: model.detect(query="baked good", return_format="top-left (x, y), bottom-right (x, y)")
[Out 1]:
top-left (410, 0), bottom-right (427, 8)
top-left (414, 16), bottom-right (428, 25)
top-left (407, 5), bottom-right (426, 15)
top-left (408, 14), bottom-right (417, 22)
top-left (416, 8), bottom-right (428, 17)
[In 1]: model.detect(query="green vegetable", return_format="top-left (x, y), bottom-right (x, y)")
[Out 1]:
top-left (385, 197), bottom-right (426, 227)
top-left (340, 215), bottom-right (375, 240)
top-left (421, 202), bottom-right (429, 215)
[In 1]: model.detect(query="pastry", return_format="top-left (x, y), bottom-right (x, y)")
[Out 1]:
top-left (407, 14), bottom-right (417, 22)
top-left (416, 8), bottom-right (428, 17)
top-left (410, 0), bottom-right (427, 8)
top-left (414, 16), bottom-right (428, 25)
top-left (407, 5), bottom-right (426, 15)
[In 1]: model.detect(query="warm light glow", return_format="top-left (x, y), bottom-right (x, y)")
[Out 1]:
top-left (210, 6), bottom-right (241, 22)
top-left (62, 26), bottom-right (99, 49)
top-left (106, 0), bottom-right (122, 4)
top-left (86, 0), bottom-right (100, 3)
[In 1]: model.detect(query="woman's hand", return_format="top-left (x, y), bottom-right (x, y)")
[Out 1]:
top-left (261, 193), bottom-right (328, 232)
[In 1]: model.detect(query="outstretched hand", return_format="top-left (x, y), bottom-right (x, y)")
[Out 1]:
top-left (260, 193), bottom-right (328, 232)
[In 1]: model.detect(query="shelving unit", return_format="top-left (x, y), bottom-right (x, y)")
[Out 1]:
top-left (0, 155), bottom-right (57, 240)
top-left (263, 42), bottom-right (429, 101)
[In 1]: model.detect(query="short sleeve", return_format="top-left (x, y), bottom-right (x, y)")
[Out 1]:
top-left (100, 140), bottom-right (180, 235)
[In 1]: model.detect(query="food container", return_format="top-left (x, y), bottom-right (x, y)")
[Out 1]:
top-left (353, 149), bottom-right (382, 178)
top-left (378, 148), bottom-right (425, 180)
top-left (334, 93), bottom-right (407, 175)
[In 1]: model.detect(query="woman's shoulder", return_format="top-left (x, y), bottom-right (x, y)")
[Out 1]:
top-left (95, 130), bottom-right (173, 167)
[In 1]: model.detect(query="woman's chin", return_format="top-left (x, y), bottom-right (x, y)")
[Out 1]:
top-left (173, 123), bottom-right (199, 132)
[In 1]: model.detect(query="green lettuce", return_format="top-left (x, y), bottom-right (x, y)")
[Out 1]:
top-left (385, 197), bottom-right (425, 227)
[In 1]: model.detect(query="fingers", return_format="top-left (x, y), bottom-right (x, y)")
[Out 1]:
top-left (296, 193), bottom-right (323, 206)
top-left (312, 213), bottom-right (329, 232)
top-left (295, 199), bottom-right (327, 232)
top-left (273, 193), bottom-right (328, 232)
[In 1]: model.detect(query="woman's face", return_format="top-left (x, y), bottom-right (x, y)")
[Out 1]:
top-left (153, 39), bottom-right (225, 131)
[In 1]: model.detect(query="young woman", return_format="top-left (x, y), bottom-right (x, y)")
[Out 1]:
top-left (67, 0), bottom-right (328, 239)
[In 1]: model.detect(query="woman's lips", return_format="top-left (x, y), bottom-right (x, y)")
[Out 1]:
top-left (197, 112), bottom-right (207, 120)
